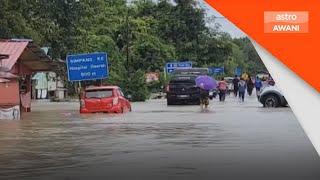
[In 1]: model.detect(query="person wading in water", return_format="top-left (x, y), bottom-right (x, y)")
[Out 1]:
top-left (199, 83), bottom-right (209, 109)
top-left (232, 75), bottom-right (240, 97)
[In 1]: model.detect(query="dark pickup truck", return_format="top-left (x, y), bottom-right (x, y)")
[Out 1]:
top-left (166, 75), bottom-right (201, 105)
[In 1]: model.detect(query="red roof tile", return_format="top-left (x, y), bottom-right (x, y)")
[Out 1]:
top-left (0, 41), bottom-right (28, 71)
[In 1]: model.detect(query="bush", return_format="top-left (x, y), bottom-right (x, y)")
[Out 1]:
top-left (147, 80), bottom-right (161, 93)
top-left (125, 69), bottom-right (149, 102)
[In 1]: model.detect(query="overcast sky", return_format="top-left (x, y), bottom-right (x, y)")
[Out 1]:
top-left (199, 0), bottom-right (246, 37)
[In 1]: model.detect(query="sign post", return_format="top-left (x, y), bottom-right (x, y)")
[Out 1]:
top-left (234, 67), bottom-right (242, 76)
top-left (166, 61), bottom-right (192, 74)
top-left (210, 67), bottom-right (225, 75)
top-left (66, 52), bottom-right (108, 82)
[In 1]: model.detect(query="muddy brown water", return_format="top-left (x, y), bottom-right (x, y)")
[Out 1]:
top-left (0, 97), bottom-right (319, 180)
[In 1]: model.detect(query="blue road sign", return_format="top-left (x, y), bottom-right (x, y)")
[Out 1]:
top-left (234, 67), bottom-right (242, 76)
top-left (166, 61), bottom-right (192, 73)
top-left (210, 67), bottom-right (225, 75)
top-left (66, 52), bottom-right (108, 81)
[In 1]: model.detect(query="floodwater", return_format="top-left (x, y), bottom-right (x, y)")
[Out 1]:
top-left (0, 96), bottom-right (319, 180)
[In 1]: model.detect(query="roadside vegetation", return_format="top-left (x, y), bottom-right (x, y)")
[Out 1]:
top-left (0, 0), bottom-right (266, 101)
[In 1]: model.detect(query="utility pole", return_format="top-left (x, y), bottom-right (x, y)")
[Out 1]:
top-left (124, 5), bottom-right (131, 97)
top-left (125, 7), bottom-right (130, 77)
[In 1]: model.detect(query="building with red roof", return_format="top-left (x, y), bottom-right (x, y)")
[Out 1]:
top-left (0, 39), bottom-right (59, 119)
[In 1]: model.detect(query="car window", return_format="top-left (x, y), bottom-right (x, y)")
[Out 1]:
top-left (85, 89), bottom-right (113, 98)
top-left (169, 80), bottom-right (195, 85)
top-left (170, 76), bottom-right (196, 85)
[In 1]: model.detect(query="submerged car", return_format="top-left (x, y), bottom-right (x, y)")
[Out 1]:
top-left (80, 86), bottom-right (131, 113)
top-left (166, 75), bottom-right (201, 105)
top-left (258, 86), bottom-right (287, 107)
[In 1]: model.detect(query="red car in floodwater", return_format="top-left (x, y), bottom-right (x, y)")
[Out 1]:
top-left (80, 86), bottom-right (131, 113)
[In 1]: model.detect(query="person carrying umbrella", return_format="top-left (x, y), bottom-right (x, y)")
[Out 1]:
top-left (199, 83), bottom-right (210, 109)
top-left (195, 75), bottom-right (217, 109)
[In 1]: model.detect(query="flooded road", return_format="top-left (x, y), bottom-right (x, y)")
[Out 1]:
top-left (0, 96), bottom-right (319, 180)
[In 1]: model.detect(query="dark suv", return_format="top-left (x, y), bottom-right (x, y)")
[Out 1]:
top-left (166, 75), bottom-right (200, 105)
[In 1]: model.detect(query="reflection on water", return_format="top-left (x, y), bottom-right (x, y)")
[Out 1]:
top-left (0, 99), bottom-right (319, 180)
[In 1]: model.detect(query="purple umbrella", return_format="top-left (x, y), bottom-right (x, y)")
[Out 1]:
top-left (195, 75), bottom-right (217, 90)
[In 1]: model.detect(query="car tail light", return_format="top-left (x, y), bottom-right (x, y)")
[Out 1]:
top-left (113, 97), bottom-right (119, 106)
top-left (80, 99), bottom-right (85, 108)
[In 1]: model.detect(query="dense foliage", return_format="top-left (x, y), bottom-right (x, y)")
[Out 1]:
top-left (0, 0), bottom-right (266, 101)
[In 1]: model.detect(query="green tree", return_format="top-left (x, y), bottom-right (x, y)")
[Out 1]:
top-left (125, 69), bottom-right (149, 102)
top-left (0, 0), bottom-right (267, 101)
top-left (233, 37), bottom-right (266, 74)
top-left (0, 0), bottom-right (41, 41)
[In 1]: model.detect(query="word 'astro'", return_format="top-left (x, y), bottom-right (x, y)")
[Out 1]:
top-left (264, 11), bottom-right (309, 33)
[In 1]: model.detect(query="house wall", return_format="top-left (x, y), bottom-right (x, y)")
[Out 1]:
top-left (2, 62), bottom-right (33, 112)
top-left (0, 79), bottom-right (20, 107)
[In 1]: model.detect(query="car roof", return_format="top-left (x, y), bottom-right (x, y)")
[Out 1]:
top-left (85, 86), bottom-right (119, 91)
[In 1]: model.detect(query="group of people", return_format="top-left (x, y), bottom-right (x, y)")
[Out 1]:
top-left (216, 74), bottom-right (275, 102)
top-left (199, 74), bottom-right (275, 109)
